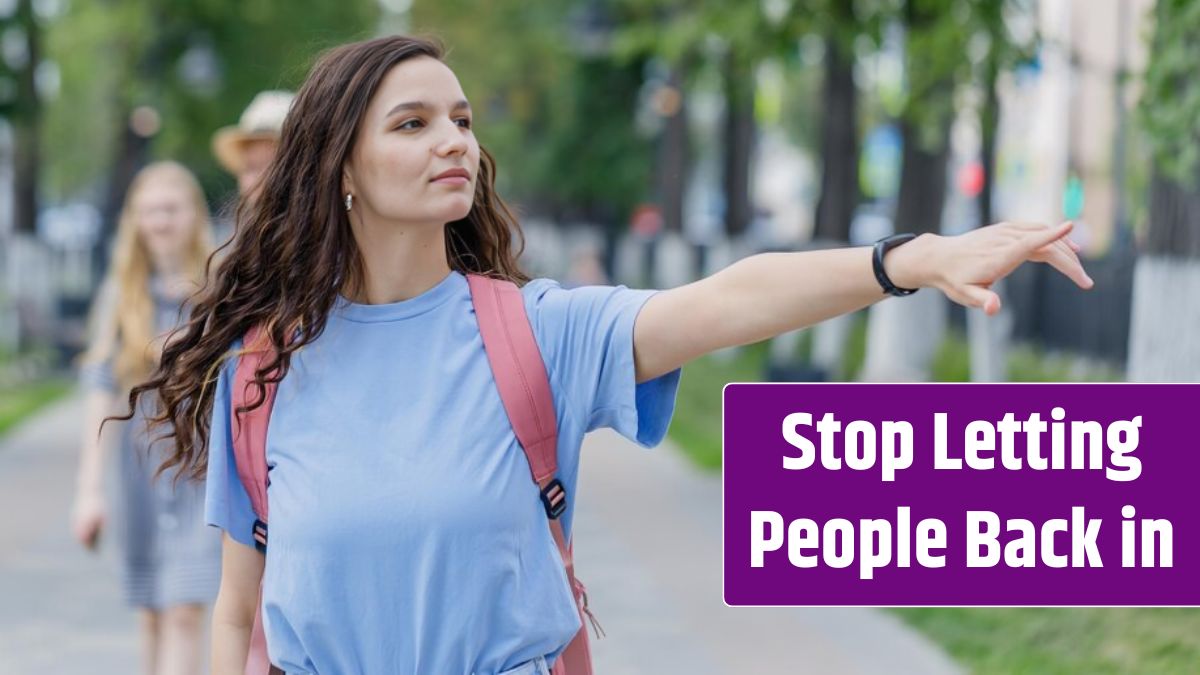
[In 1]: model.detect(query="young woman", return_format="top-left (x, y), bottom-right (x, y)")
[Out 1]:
top-left (74, 161), bottom-right (221, 675)
top-left (117, 35), bottom-right (1092, 675)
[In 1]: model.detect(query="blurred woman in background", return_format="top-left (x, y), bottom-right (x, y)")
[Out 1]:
top-left (71, 161), bottom-right (221, 675)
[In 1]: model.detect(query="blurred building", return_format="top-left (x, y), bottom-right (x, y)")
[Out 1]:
top-left (994, 0), bottom-right (1154, 256)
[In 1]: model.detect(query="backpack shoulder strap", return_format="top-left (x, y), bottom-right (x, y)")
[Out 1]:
top-left (468, 275), bottom-right (600, 674)
top-left (230, 324), bottom-right (278, 549)
top-left (230, 325), bottom-right (281, 674)
top-left (467, 274), bottom-right (559, 484)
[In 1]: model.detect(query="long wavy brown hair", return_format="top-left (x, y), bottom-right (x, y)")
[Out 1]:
top-left (111, 35), bottom-right (529, 481)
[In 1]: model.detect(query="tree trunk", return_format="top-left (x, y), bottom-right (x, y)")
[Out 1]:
top-left (861, 115), bottom-right (952, 381)
top-left (722, 50), bottom-right (755, 238)
top-left (813, 26), bottom-right (859, 244)
top-left (1127, 171), bottom-right (1200, 381)
top-left (968, 52), bottom-right (1009, 381)
top-left (1143, 171), bottom-right (1200, 257)
top-left (802, 5), bottom-right (864, 381)
top-left (12, 120), bottom-right (40, 237)
top-left (893, 118), bottom-right (951, 236)
top-left (94, 2), bottom-right (170, 285)
top-left (12, 0), bottom-right (41, 236)
top-left (6, 0), bottom-right (46, 349)
top-left (657, 65), bottom-right (689, 235)
top-left (978, 59), bottom-right (999, 228)
top-left (861, 0), bottom-right (955, 381)
top-left (94, 113), bottom-right (151, 282)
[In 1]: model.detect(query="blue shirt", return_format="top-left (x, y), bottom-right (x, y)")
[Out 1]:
top-left (205, 271), bottom-right (681, 674)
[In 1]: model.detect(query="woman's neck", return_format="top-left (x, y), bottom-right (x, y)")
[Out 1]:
top-left (346, 218), bottom-right (451, 305)
top-left (150, 252), bottom-right (186, 278)
top-left (149, 253), bottom-right (198, 301)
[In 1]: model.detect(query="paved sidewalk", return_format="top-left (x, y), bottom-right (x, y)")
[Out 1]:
top-left (0, 394), bottom-right (138, 675)
top-left (0, 394), bottom-right (962, 675)
top-left (576, 428), bottom-right (962, 675)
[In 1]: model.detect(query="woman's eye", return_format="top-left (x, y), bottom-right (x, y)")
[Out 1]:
top-left (397, 119), bottom-right (423, 131)
top-left (456, 118), bottom-right (472, 129)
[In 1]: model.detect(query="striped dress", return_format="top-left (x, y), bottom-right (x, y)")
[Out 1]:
top-left (79, 275), bottom-right (222, 609)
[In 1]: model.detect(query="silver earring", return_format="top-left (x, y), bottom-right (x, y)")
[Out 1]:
top-left (344, 194), bottom-right (353, 211)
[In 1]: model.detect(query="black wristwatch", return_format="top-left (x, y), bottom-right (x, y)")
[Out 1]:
top-left (872, 233), bottom-right (920, 297)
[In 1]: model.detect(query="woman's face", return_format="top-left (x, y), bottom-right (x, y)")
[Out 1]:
top-left (343, 56), bottom-right (480, 228)
top-left (132, 176), bottom-right (197, 264)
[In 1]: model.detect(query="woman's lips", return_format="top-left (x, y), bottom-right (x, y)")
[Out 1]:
top-left (431, 166), bottom-right (470, 187)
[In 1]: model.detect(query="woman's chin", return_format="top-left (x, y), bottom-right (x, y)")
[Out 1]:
top-left (438, 201), bottom-right (474, 223)
top-left (381, 200), bottom-right (473, 226)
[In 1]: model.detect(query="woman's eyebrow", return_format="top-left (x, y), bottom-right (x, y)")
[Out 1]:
top-left (385, 99), bottom-right (471, 118)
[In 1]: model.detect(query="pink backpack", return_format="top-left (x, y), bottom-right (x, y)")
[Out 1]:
top-left (230, 274), bottom-right (599, 675)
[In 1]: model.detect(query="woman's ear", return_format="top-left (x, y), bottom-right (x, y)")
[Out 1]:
top-left (341, 168), bottom-right (356, 198)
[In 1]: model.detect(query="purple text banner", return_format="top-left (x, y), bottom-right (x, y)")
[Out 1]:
top-left (723, 383), bottom-right (1199, 605)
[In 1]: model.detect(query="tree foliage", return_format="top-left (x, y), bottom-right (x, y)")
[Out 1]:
top-left (42, 0), bottom-right (379, 202)
top-left (1139, 0), bottom-right (1200, 185)
top-left (411, 0), bottom-right (654, 221)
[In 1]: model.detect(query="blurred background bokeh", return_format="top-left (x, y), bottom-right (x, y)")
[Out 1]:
top-left (1, 0), bottom-right (1198, 673)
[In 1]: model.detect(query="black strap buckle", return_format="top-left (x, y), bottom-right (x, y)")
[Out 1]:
top-left (540, 478), bottom-right (568, 519)
top-left (252, 519), bottom-right (269, 553)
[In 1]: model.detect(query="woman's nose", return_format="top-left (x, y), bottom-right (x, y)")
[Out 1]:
top-left (433, 123), bottom-right (469, 156)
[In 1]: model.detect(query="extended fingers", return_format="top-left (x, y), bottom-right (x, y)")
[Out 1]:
top-left (1044, 238), bottom-right (1077, 264)
top-left (1025, 221), bottom-right (1075, 250)
top-left (1012, 223), bottom-right (1092, 288)
top-left (1038, 238), bottom-right (1094, 289)
top-left (1001, 221), bottom-right (1080, 250)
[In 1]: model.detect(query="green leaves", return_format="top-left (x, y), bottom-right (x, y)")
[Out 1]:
top-left (1139, 0), bottom-right (1200, 184)
top-left (42, 0), bottom-right (379, 201)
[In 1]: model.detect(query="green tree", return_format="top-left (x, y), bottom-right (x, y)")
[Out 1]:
top-left (43, 0), bottom-right (379, 245)
top-left (811, 0), bottom-right (863, 244)
top-left (863, 0), bottom-right (1031, 382)
top-left (970, 0), bottom-right (1037, 227)
top-left (804, 0), bottom-right (892, 244)
top-left (1, 0), bottom-right (44, 235)
top-left (1137, 0), bottom-right (1200, 259)
top-left (1128, 0), bottom-right (1200, 381)
top-left (614, 0), bottom-right (803, 237)
top-left (891, 0), bottom-right (970, 238)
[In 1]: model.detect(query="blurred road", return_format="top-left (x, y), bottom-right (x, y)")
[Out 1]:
top-left (0, 394), bottom-right (961, 675)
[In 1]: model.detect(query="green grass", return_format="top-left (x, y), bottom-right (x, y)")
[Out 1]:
top-left (932, 329), bottom-right (973, 381)
top-left (840, 311), bottom-right (870, 380)
top-left (891, 608), bottom-right (1200, 675)
top-left (0, 379), bottom-right (72, 438)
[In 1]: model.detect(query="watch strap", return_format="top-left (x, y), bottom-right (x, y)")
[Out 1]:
top-left (872, 233), bottom-right (920, 297)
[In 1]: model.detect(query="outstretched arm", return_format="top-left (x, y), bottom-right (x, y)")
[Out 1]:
top-left (633, 221), bottom-right (1093, 383)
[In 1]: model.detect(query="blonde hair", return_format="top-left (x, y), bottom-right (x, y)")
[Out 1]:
top-left (80, 161), bottom-right (214, 390)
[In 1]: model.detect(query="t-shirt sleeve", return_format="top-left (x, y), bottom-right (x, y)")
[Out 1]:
top-left (204, 344), bottom-right (260, 549)
top-left (524, 280), bottom-right (681, 448)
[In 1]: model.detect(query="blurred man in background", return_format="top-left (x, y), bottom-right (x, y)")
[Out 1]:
top-left (211, 90), bottom-right (295, 234)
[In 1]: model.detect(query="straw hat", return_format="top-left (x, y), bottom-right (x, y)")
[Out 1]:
top-left (212, 90), bottom-right (295, 174)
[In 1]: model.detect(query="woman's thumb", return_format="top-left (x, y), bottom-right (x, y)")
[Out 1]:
top-left (960, 284), bottom-right (1001, 315)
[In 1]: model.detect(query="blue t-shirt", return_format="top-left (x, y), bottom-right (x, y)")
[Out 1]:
top-left (205, 271), bottom-right (681, 674)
